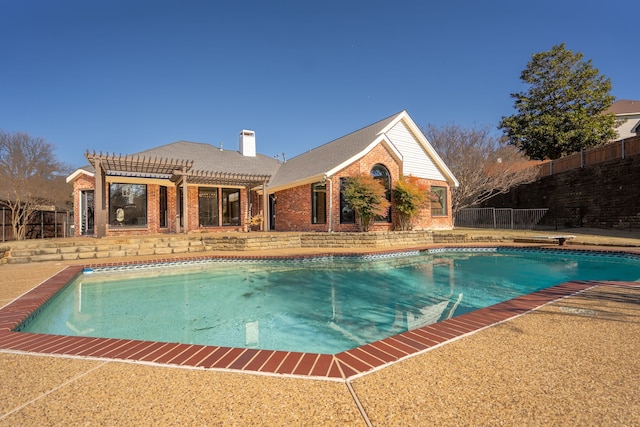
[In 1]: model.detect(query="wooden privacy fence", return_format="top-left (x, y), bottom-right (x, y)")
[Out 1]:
top-left (536, 136), bottom-right (640, 177)
top-left (1, 208), bottom-right (72, 242)
top-left (454, 208), bottom-right (549, 230)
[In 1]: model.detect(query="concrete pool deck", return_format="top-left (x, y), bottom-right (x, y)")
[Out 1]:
top-left (1, 230), bottom-right (639, 425)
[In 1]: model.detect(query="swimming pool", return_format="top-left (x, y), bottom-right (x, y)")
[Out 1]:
top-left (18, 248), bottom-right (640, 354)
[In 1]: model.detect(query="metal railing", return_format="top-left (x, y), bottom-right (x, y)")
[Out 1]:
top-left (454, 208), bottom-right (549, 230)
top-left (1, 208), bottom-right (72, 242)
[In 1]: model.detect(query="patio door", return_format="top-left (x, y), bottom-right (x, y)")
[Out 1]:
top-left (269, 194), bottom-right (276, 230)
top-left (80, 190), bottom-right (94, 236)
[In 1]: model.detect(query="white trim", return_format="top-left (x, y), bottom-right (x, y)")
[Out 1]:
top-left (380, 111), bottom-right (459, 187)
top-left (325, 135), bottom-right (403, 177)
top-left (65, 168), bottom-right (94, 183)
top-left (264, 174), bottom-right (326, 194)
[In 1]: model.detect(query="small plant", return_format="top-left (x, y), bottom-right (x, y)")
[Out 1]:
top-left (393, 176), bottom-right (429, 231)
top-left (342, 174), bottom-right (390, 232)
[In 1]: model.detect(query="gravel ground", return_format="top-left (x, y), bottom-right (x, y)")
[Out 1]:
top-left (1, 232), bottom-right (639, 426)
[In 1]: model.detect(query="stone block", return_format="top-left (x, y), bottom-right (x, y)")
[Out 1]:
top-left (169, 241), bottom-right (190, 248)
top-left (77, 252), bottom-right (97, 259)
top-left (36, 248), bottom-right (59, 255)
top-left (7, 257), bottom-right (30, 264)
top-left (30, 253), bottom-right (63, 262)
top-left (10, 249), bottom-right (34, 257)
top-left (154, 247), bottom-right (173, 255)
top-left (136, 248), bottom-right (156, 256)
top-left (59, 246), bottom-right (79, 254)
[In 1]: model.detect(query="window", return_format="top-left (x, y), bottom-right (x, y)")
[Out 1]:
top-left (371, 164), bottom-right (391, 222)
top-left (431, 186), bottom-right (447, 216)
top-left (109, 184), bottom-right (147, 227)
top-left (222, 188), bottom-right (240, 226)
top-left (159, 186), bottom-right (168, 228)
top-left (339, 177), bottom-right (355, 223)
top-left (311, 182), bottom-right (327, 224)
top-left (199, 187), bottom-right (219, 226)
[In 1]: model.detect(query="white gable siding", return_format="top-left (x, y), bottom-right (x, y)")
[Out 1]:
top-left (614, 114), bottom-right (640, 140)
top-left (385, 121), bottom-right (447, 181)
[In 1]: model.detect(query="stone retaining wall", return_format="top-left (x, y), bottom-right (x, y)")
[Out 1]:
top-left (487, 155), bottom-right (640, 230)
top-left (3, 231), bottom-right (445, 264)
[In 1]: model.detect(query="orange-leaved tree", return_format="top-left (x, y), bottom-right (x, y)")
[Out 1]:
top-left (342, 173), bottom-right (390, 232)
top-left (393, 176), bottom-right (429, 231)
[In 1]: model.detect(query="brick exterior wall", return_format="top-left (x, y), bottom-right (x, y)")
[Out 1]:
top-left (272, 142), bottom-right (454, 232)
top-left (71, 174), bottom-right (96, 236)
top-left (486, 155), bottom-right (640, 230)
top-left (410, 178), bottom-right (453, 230)
top-left (70, 139), bottom-right (454, 236)
top-left (71, 176), bottom-right (247, 237)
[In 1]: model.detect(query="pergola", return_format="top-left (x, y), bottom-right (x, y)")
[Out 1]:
top-left (86, 152), bottom-right (270, 237)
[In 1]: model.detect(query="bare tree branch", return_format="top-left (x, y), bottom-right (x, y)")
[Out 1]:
top-left (0, 131), bottom-right (72, 240)
top-left (423, 123), bottom-right (538, 215)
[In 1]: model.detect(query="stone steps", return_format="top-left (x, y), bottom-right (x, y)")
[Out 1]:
top-left (4, 238), bottom-right (208, 264)
top-left (2, 231), bottom-right (441, 264)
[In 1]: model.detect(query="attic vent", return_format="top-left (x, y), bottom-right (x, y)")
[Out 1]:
top-left (239, 129), bottom-right (256, 157)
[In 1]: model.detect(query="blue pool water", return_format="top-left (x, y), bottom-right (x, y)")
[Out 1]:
top-left (22, 248), bottom-right (640, 354)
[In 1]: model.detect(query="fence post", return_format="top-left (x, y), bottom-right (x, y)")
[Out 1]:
top-left (622, 139), bottom-right (626, 159)
top-left (2, 207), bottom-right (4, 242)
top-left (580, 150), bottom-right (584, 168)
top-left (549, 161), bottom-right (553, 175)
top-left (41, 211), bottom-right (44, 239)
top-left (492, 208), bottom-right (496, 229)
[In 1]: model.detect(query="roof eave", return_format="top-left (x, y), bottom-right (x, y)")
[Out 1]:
top-left (66, 168), bottom-right (94, 183)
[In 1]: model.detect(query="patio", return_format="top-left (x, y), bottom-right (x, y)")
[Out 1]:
top-left (1, 232), bottom-right (639, 425)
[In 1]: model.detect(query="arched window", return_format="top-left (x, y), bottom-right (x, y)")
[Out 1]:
top-left (370, 164), bottom-right (391, 222)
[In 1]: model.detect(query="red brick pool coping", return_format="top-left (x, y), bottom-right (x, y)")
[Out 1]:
top-left (1, 249), bottom-right (638, 380)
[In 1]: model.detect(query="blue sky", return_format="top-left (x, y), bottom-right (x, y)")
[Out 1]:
top-left (2, 0), bottom-right (639, 169)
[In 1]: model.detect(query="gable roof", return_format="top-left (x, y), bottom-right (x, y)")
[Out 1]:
top-left (66, 111), bottom-right (458, 190)
top-left (266, 111), bottom-right (458, 192)
top-left (266, 113), bottom-right (400, 190)
top-left (607, 100), bottom-right (640, 116)
top-left (67, 141), bottom-right (281, 186)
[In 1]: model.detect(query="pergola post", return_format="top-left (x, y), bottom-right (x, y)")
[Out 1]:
top-left (262, 182), bottom-right (267, 231)
top-left (175, 177), bottom-right (181, 234)
top-left (181, 174), bottom-right (189, 234)
top-left (94, 160), bottom-right (107, 238)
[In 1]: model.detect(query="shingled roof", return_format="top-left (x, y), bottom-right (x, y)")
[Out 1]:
top-left (134, 141), bottom-right (280, 178)
top-left (267, 112), bottom-right (402, 190)
top-left (67, 110), bottom-right (458, 190)
top-left (607, 100), bottom-right (640, 115)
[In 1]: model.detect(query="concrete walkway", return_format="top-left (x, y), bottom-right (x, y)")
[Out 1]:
top-left (1, 231), bottom-right (639, 425)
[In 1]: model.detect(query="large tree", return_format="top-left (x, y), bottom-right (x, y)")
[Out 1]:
top-left (499, 43), bottom-right (617, 160)
top-left (424, 124), bottom-right (538, 214)
top-left (0, 131), bottom-right (71, 240)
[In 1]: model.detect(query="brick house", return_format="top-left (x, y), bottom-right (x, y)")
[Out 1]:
top-left (66, 111), bottom-right (458, 237)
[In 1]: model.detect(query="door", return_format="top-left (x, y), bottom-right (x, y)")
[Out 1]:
top-left (80, 190), bottom-right (94, 236)
top-left (269, 194), bottom-right (276, 230)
